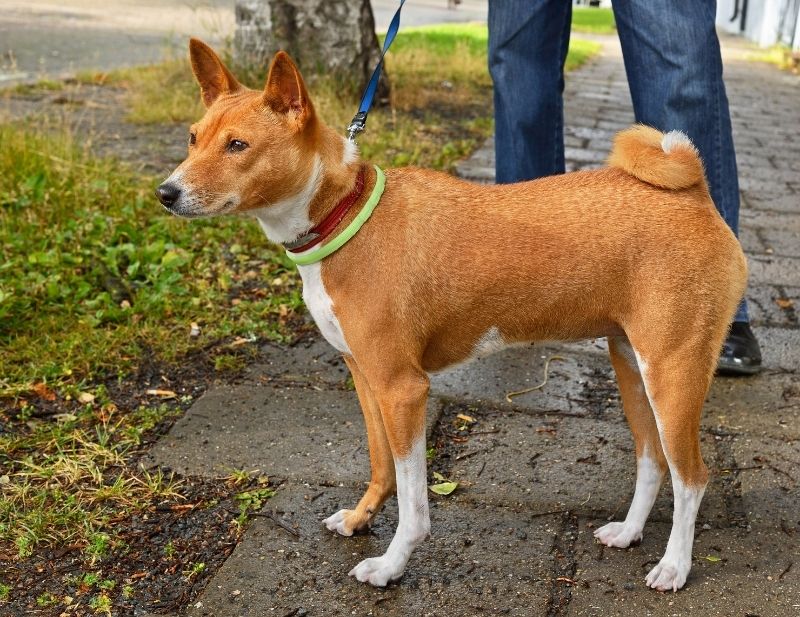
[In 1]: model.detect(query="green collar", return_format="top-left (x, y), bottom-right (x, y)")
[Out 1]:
top-left (284, 165), bottom-right (385, 266)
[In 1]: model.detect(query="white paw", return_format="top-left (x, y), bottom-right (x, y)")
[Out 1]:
top-left (645, 558), bottom-right (688, 592)
top-left (348, 555), bottom-right (404, 587)
top-left (323, 509), bottom-right (354, 537)
top-left (594, 521), bottom-right (642, 548)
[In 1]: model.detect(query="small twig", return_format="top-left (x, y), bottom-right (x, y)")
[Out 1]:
top-left (251, 510), bottom-right (301, 537)
top-left (455, 448), bottom-right (489, 461)
top-left (779, 562), bottom-right (793, 580)
top-left (505, 355), bottom-right (567, 403)
top-left (718, 465), bottom-right (762, 472)
top-left (530, 508), bottom-right (569, 518)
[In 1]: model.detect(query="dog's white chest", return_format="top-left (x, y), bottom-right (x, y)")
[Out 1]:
top-left (297, 263), bottom-right (351, 354)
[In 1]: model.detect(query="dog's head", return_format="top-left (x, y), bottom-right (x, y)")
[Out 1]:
top-left (156, 39), bottom-right (321, 218)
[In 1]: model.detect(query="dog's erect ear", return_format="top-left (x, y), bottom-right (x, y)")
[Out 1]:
top-left (189, 38), bottom-right (241, 108)
top-left (263, 51), bottom-right (314, 130)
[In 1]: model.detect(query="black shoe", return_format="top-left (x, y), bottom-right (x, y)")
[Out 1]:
top-left (718, 322), bottom-right (762, 376)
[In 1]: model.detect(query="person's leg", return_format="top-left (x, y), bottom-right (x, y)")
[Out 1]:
top-left (612, 0), bottom-right (760, 373)
top-left (488, 0), bottom-right (572, 183)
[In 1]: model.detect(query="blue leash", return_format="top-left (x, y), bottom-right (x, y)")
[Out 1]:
top-left (346, 0), bottom-right (407, 141)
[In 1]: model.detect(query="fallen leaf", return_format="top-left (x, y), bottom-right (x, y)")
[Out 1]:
top-left (53, 413), bottom-right (78, 423)
top-left (429, 481), bottom-right (458, 496)
top-left (78, 392), bottom-right (95, 404)
top-left (703, 555), bottom-right (722, 562)
top-left (456, 413), bottom-right (476, 424)
top-left (432, 471), bottom-right (446, 482)
top-left (146, 389), bottom-right (177, 399)
top-left (32, 383), bottom-right (56, 401)
top-left (776, 297), bottom-right (795, 309)
top-left (0, 475), bottom-right (9, 485)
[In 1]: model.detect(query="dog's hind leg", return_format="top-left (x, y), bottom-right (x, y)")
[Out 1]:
top-left (594, 336), bottom-right (668, 549)
top-left (631, 332), bottom-right (722, 592)
top-left (347, 363), bottom-right (431, 587)
top-left (324, 356), bottom-right (395, 536)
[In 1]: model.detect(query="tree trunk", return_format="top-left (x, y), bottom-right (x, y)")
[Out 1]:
top-left (234, 0), bottom-right (389, 100)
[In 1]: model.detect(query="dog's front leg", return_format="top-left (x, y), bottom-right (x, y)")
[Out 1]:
top-left (324, 356), bottom-right (395, 535)
top-left (348, 370), bottom-right (430, 587)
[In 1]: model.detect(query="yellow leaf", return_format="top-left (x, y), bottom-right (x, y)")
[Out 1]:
top-left (429, 481), bottom-right (458, 496)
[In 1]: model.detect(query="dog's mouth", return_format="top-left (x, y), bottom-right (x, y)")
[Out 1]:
top-left (160, 196), bottom-right (240, 219)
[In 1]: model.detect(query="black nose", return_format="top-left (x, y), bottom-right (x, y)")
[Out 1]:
top-left (155, 183), bottom-right (181, 207)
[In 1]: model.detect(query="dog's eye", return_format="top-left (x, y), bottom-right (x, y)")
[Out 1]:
top-left (227, 139), bottom-right (249, 153)
top-left (189, 132), bottom-right (196, 146)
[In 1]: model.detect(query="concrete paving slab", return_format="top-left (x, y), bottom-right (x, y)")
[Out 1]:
top-left (145, 385), bottom-right (441, 485)
top-left (744, 194), bottom-right (800, 214)
top-left (244, 337), bottom-right (350, 388)
top-left (747, 255), bottom-right (800, 287)
top-left (188, 486), bottom-right (556, 616)
top-left (755, 326), bottom-right (800, 371)
top-left (740, 209), bottom-right (800, 232)
top-left (760, 228), bottom-right (800, 257)
top-left (704, 372), bottom-right (800, 440)
top-left (746, 284), bottom-right (798, 328)
top-left (733, 434), bottom-right (800, 531)
top-left (431, 342), bottom-right (611, 416)
top-left (738, 226), bottom-right (765, 254)
top-left (569, 520), bottom-right (800, 616)
top-left (438, 406), bottom-right (726, 527)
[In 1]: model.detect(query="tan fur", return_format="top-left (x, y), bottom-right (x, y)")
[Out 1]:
top-left (168, 43), bottom-right (749, 584)
top-left (608, 125), bottom-right (707, 190)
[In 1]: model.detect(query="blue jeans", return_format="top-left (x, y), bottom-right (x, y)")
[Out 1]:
top-left (488, 0), bottom-right (749, 323)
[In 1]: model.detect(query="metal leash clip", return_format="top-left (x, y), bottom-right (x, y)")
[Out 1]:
top-left (346, 111), bottom-right (368, 142)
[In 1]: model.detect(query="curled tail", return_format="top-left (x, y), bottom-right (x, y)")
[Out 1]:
top-left (608, 125), bottom-right (707, 190)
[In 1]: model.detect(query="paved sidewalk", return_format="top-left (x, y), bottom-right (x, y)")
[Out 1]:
top-left (147, 34), bottom-right (799, 616)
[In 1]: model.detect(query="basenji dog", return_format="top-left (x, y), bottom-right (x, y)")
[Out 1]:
top-left (156, 39), bottom-right (747, 592)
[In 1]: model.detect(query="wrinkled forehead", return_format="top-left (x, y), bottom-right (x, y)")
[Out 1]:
top-left (191, 91), bottom-right (275, 136)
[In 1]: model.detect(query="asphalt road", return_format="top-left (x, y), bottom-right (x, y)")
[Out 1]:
top-left (0, 0), bottom-right (488, 84)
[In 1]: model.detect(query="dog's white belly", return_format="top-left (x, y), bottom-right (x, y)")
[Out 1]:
top-left (298, 262), bottom-right (351, 354)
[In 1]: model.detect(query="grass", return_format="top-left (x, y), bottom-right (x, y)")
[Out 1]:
top-left (0, 118), bottom-right (298, 565)
top-left (0, 22), bottom-right (601, 605)
top-left (572, 7), bottom-right (616, 34)
top-left (0, 123), bottom-right (303, 393)
top-left (0, 396), bottom-right (183, 558)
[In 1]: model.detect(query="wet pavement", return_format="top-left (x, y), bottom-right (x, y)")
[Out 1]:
top-left (145, 32), bottom-right (800, 617)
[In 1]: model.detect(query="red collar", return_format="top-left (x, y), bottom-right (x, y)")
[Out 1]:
top-left (284, 167), bottom-right (366, 253)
